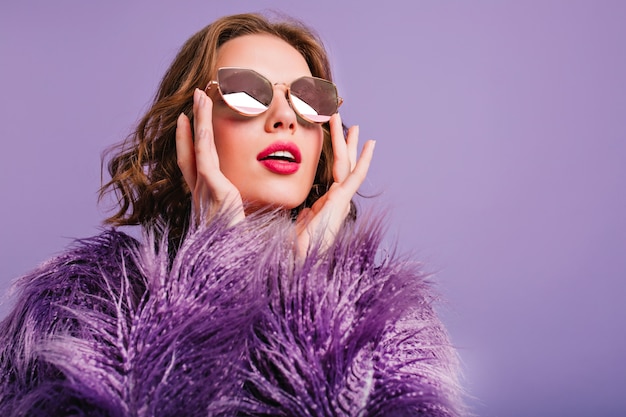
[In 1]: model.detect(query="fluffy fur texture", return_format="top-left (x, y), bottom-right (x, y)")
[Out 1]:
top-left (0, 212), bottom-right (463, 416)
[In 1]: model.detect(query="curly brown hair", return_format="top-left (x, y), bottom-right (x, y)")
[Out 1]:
top-left (100, 12), bottom-right (349, 243)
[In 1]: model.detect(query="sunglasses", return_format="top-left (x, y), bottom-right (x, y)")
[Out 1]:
top-left (205, 67), bottom-right (343, 124)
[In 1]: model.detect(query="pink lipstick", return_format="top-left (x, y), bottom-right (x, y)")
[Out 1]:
top-left (257, 142), bottom-right (302, 175)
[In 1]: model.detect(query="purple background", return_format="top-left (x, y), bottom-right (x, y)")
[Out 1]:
top-left (1, 1), bottom-right (625, 416)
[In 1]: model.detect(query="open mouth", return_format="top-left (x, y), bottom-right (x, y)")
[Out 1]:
top-left (257, 142), bottom-right (302, 175)
top-left (257, 142), bottom-right (302, 163)
top-left (259, 150), bottom-right (297, 163)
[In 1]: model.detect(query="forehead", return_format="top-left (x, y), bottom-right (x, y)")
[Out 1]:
top-left (215, 34), bottom-right (312, 82)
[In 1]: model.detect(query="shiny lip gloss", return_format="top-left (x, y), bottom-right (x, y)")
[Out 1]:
top-left (256, 141), bottom-right (302, 175)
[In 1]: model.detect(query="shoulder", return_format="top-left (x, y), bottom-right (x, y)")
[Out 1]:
top-left (0, 229), bottom-right (143, 412)
top-left (0, 228), bottom-right (143, 352)
top-left (8, 229), bottom-right (141, 309)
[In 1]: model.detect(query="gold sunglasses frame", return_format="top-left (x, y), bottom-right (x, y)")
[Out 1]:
top-left (204, 67), bottom-right (343, 124)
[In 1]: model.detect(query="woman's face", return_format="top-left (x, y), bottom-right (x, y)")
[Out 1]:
top-left (211, 34), bottom-right (325, 212)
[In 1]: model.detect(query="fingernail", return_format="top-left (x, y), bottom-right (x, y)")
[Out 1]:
top-left (197, 89), bottom-right (206, 107)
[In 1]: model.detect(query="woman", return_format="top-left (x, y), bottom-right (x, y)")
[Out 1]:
top-left (0, 13), bottom-right (464, 416)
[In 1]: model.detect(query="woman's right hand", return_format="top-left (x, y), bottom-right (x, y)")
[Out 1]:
top-left (176, 88), bottom-right (245, 226)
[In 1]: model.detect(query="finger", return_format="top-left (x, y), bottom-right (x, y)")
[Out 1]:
top-left (176, 112), bottom-right (197, 190)
top-left (192, 88), bottom-right (220, 177)
top-left (338, 139), bottom-right (375, 196)
top-left (330, 113), bottom-right (351, 183)
top-left (346, 125), bottom-right (359, 170)
top-left (192, 89), bottom-right (233, 196)
top-left (309, 140), bottom-right (374, 226)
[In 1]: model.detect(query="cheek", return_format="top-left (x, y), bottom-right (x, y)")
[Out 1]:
top-left (212, 127), bottom-right (250, 185)
top-left (212, 125), bottom-right (233, 162)
top-left (212, 117), bottom-right (250, 162)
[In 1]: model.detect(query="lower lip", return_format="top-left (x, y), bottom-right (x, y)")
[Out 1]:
top-left (259, 159), bottom-right (300, 175)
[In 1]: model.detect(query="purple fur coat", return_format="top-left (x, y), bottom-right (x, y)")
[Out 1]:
top-left (0, 212), bottom-right (463, 416)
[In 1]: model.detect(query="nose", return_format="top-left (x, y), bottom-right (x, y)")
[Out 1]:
top-left (264, 84), bottom-right (297, 133)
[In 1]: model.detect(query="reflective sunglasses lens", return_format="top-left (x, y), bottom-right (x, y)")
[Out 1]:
top-left (290, 77), bottom-right (338, 123)
top-left (217, 68), bottom-right (273, 115)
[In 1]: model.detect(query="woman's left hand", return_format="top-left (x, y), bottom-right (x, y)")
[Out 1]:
top-left (295, 113), bottom-right (375, 257)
